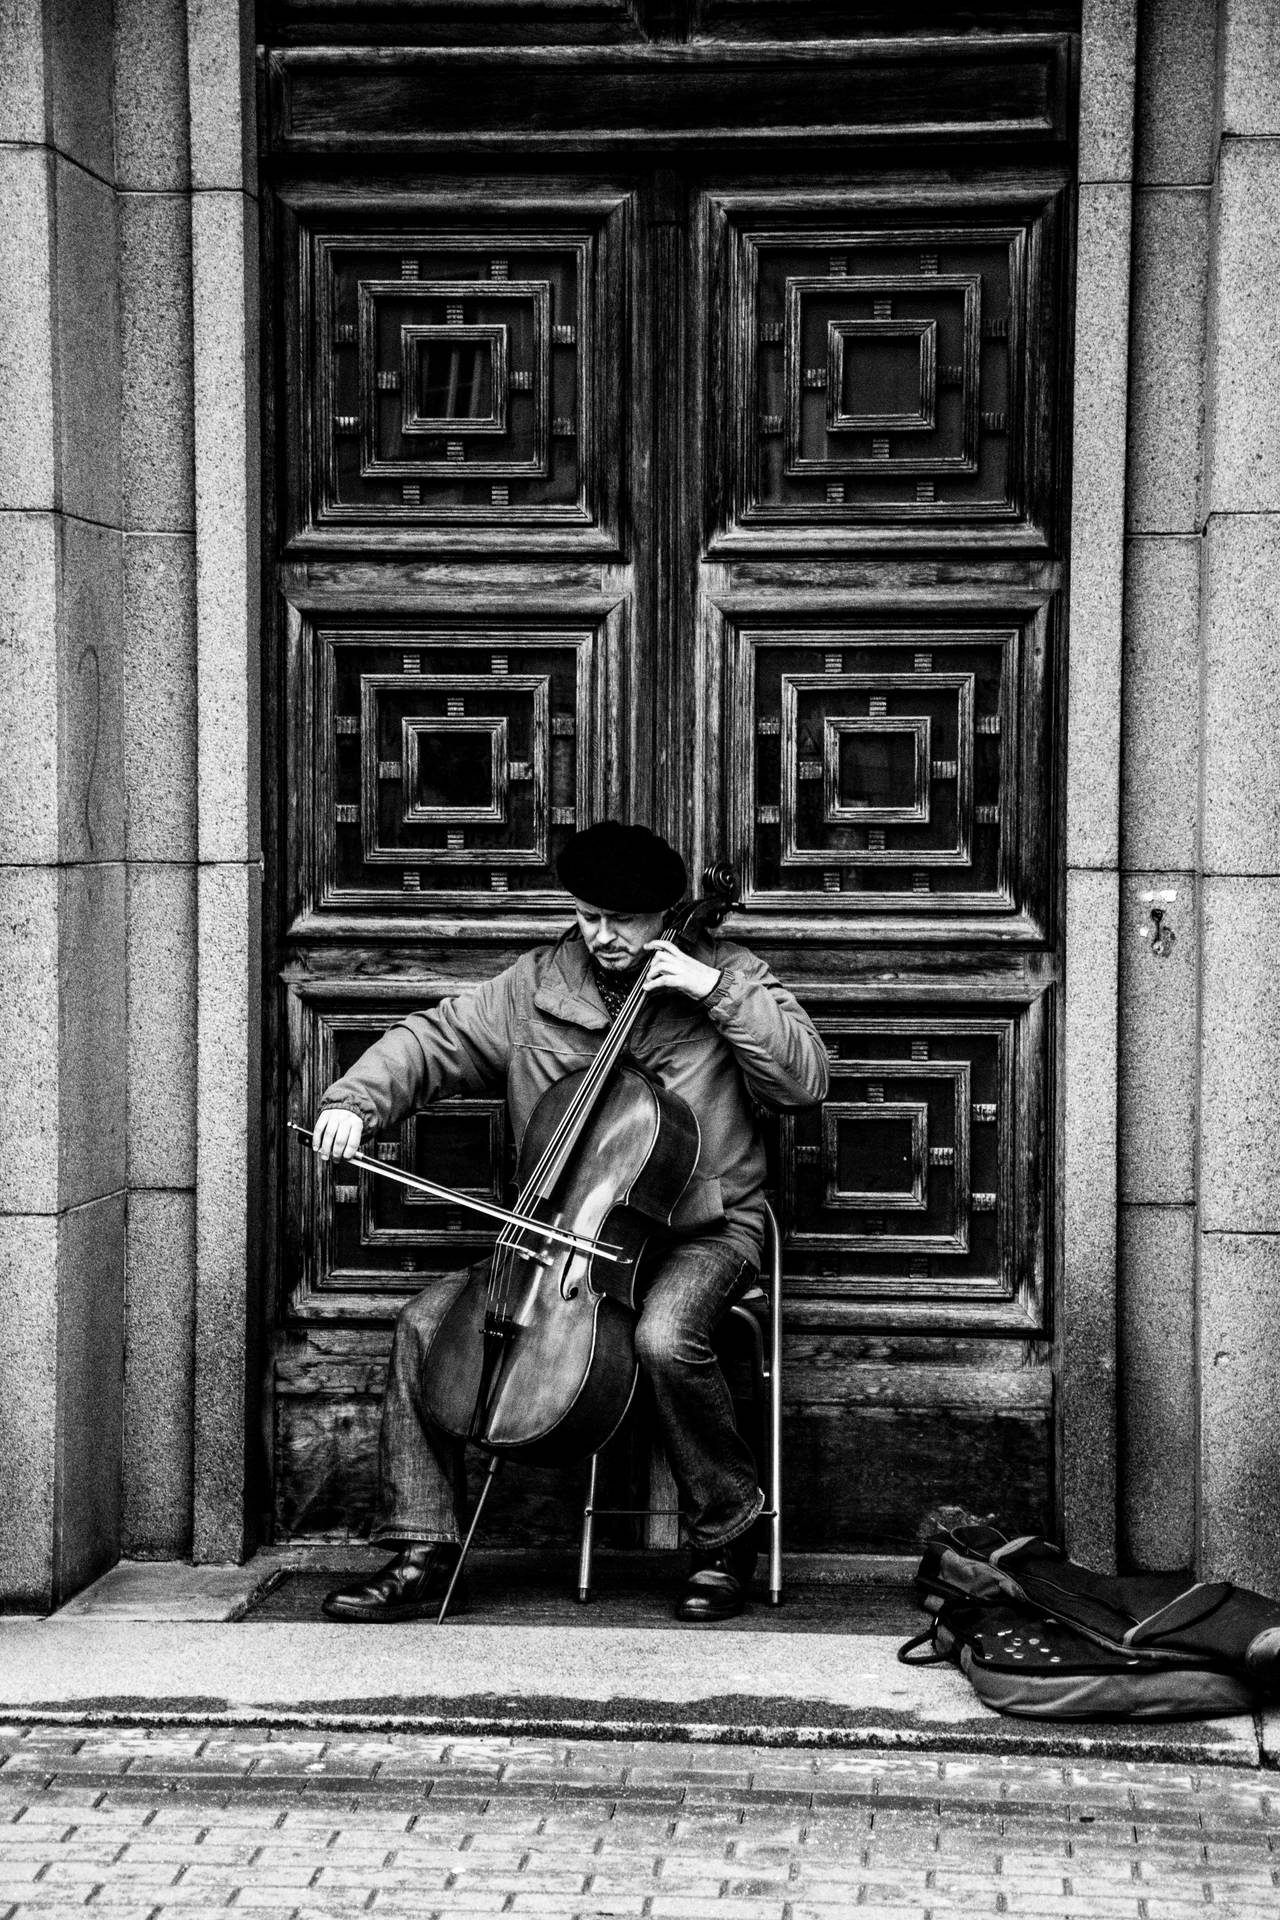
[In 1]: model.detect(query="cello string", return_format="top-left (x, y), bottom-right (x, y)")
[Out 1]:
top-left (486, 928), bottom-right (673, 1332)
top-left (483, 903), bottom-right (701, 1358)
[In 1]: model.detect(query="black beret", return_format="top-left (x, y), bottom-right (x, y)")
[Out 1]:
top-left (556, 822), bottom-right (687, 913)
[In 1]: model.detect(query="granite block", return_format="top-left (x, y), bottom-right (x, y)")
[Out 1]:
top-left (0, 1213), bottom-right (58, 1610)
top-left (127, 862), bottom-right (197, 1190)
top-left (1118, 1202), bottom-right (1195, 1571)
top-left (1125, 189), bottom-right (1210, 534)
top-left (123, 1191), bottom-right (195, 1560)
top-left (1200, 875), bottom-right (1280, 1233)
top-left (120, 194), bottom-right (195, 535)
top-left (1067, 183), bottom-right (1133, 873)
top-left (187, 0), bottom-right (257, 195)
top-left (0, 0), bottom-right (46, 143)
top-left (0, 513), bottom-right (59, 866)
top-left (57, 861), bottom-right (126, 1211)
top-left (1201, 515), bottom-right (1280, 874)
top-left (54, 1192), bottom-right (125, 1605)
top-left (53, 156), bottom-right (121, 529)
top-left (1203, 140), bottom-right (1280, 515)
top-left (115, 0), bottom-right (191, 192)
top-left (1079, 0), bottom-right (1138, 185)
top-left (1120, 535), bottom-right (1201, 873)
top-left (193, 861), bottom-right (262, 1563)
top-left (1061, 867), bottom-right (1120, 1570)
top-left (57, 516), bottom-right (124, 865)
top-left (1219, 0), bottom-right (1280, 138)
top-left (1198, 1230), bottom-right (1280, 1591)
top-left (59, 1558), bottom-right (268, 1620)
top-left (0, 866), bottom-right (60, 1216)
top-left (47, 0), bottom-right (115, 183)
top-left (191, 191), bottom-right (261, 865)
top-left (1118, 871), bottom-right (1197, 1205)
top-left (1135, 0), bottom-right (1218, 186)
top-left (123, 533), bottom-right (198, 862)
top-left (0, 149), bottom-right (56, 513)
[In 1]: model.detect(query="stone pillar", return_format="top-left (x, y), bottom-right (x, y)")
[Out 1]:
top-left (188, 0), bottom-right (262, 1563)
top-left (1060, 0), bottom-right (1138, 1570)
top-left (0, 0), bottom-right (127, 1608)
top-left (1115, 0), bottom-right (1216, 1571)
top-left (117, 0), bottom-right (199, 1561)
top-left (1196, 0), bottom-right (1280, 1590)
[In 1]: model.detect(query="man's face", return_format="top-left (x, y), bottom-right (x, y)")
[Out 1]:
top-left (572, 899), bottom-right (666, 970)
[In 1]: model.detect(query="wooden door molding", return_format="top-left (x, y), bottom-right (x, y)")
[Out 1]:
top-left (701, 179), bottom-right (1069, 554)
top-left (264, 38), bottom-right (1074, 154)
top-left (261, 0), bottom-right (1081, 42)
top-left (705, 592), bottom-right (1057, 942)
top-left (277, 180), bottom-right (630, 555)
top-left (766, 991), bottom-right (1051, 1333)
top-left (282, 591), bottom-right (628, 938)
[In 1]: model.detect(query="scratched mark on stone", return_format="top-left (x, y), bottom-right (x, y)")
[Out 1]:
top-left (78, 643), bottom-right (101, 854)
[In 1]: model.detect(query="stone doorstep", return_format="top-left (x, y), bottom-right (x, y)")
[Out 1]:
top-left (54, 1549), bottom-right (922, 1624)
top-left (53, 1559), bottom-right (284, 1624)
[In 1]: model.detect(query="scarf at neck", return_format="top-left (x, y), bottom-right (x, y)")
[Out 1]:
top-left (590, 955), bottom-right (644, 1023)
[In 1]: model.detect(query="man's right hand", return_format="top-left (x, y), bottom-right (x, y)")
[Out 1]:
top-left (312, 1109), bottom-right (364, 1161)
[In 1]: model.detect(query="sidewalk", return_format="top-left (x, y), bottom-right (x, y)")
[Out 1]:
top-left (0, 1556), bottom-right (1275, 1770)
top-left (1, 1723), bottom-right (1278, 1918)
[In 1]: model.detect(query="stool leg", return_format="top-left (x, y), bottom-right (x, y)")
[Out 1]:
top-left (767, 1319), bottom-right (783, 1610)
top-left (577, 1451), bottom-right (600, 1603)
top-left (437, 1452), bottom-right (501, 1624)
top-left (766, 1386), bottom-right (783, 1606)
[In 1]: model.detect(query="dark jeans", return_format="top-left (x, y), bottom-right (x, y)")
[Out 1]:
top-left (372, 1232), bottom-right (764, 1552)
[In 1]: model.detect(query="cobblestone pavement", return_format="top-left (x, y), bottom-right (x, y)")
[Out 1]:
top-left (0, 1724), bottom-right (1276, 1918)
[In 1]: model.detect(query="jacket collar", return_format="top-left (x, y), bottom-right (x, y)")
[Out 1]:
top-left (533, 930), bottom-right (611, 1030)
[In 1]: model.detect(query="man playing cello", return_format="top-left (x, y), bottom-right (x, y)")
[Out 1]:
top-left (313, 821), bottom-right (828, 1624)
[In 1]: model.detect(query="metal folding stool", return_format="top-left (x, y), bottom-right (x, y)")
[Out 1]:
top-left (576, 1197), bottom-right (785, 1608)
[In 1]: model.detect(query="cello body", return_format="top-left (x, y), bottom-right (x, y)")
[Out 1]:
top-left (420, 1062), bottom-right (701, 1468)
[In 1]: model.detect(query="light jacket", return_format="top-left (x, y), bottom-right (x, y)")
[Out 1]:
top-left (318, 930), bottom-right (829, 1262)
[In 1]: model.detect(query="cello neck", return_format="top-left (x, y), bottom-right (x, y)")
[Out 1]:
top-left (516, 942), bottom-right (661, 1200)
top-left (514, 871), bottom-right (739, 1209)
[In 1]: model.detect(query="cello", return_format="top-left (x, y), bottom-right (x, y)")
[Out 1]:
top-left (418, 863), bottom-right (741, 1469)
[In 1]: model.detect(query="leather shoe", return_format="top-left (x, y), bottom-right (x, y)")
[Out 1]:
top-left (674, 1535), bottom-right (756, 1623)
top-left (321, 1545), bottom-right (462, 1623)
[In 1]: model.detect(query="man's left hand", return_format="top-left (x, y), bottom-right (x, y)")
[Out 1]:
top-left (641, 938), bottom-right (722, 1002)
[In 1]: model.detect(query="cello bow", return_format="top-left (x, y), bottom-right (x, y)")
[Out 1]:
top-left (287, 1122), bottom-right (624, 1262)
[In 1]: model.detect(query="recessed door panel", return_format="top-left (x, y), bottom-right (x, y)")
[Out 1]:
top-left (281, 189), bottom-right (629, 551)
top-left (286, 602), bottom-right (624, 930)
top-left (716, 601), bottom-right (1055, 935)
top-left (706, 186), bottom-right (1067, 551)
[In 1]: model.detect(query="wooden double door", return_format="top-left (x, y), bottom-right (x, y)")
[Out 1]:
top-left (265, 35), bottom-right (1074, 1552)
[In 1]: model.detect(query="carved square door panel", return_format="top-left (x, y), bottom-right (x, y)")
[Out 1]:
top-left (718, 603), bottom-right (1055, 936)
top-left (280, 186), bottom-right (628, 551)
top-left (766, 996), bottom-right (1050, 1331)
top-left (286, 994), bottom-right (515, 1315)
top-left (287, 605), bottom-right (622, 929)
top-left (705, 185), bottom-right (1066, 551)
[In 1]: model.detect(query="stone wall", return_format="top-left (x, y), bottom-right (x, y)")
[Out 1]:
top-left (117, 0), bottom-right (199, 1568)
top-left (0, 0), bottom-right (256, 1606)
top-left (1195, 0), bottom-right (1280, 1589)
top-left (1118, 0), bottom-right (1280, 1591)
